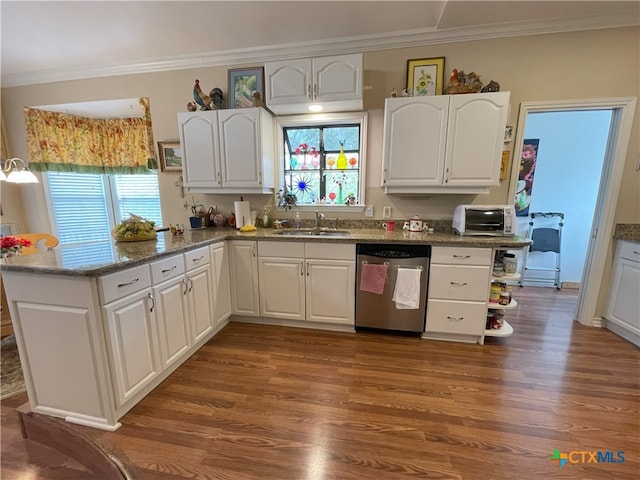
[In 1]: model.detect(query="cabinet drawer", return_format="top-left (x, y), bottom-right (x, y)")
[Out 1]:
top-left (99, 264), bottom-right (151, 304)
top-left (150, 254), bottom-right (185, 284)
top-left (305, 242), bottom-right (355, 260)
top-left (426, 300), bottom-right (485, 335)
top-left (184, 247), bottom-right (210, 271)
top-left (618, 240), bottom-right (640, 263)
top-left (431, 247), bottom-right (492, 266)
top-left (428, 264), bottom-right (491, 301)
top-left (258, 241), bottom-right (305, 258)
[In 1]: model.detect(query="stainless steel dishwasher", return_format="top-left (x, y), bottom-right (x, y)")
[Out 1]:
top-left (355, 243), bottom-right (430, 333)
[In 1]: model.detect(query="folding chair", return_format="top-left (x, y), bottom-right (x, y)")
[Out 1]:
top-left (519, 212), bottom-right (564, 289)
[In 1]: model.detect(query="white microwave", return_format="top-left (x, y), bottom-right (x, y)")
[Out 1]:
top-left (452, 205), bottom-right (516, 236)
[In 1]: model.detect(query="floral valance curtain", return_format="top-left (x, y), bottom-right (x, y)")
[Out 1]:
top-left (25, 98), bottom-right (154, 174)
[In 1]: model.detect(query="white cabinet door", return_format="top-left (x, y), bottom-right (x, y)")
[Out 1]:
top-left (381, 92), bottom-right (509, 194)
top-left (306, 259), bottom-right (355, 325)
top-left (178, 111), bottom-right (221, 189)
top-left (606, 241), bottom-right (640, 345)
top-left (313, 54), bottom-right (362, 104)
top-left (219, 109), bottom-right (262, 189)
top-left (446, 92), bottom-right (509, 187)
top-left (102, 289), bottom-right (159, 406)
top-left (265, 54), bottom-right (362, 114)
top-left (382, 96), bottom-right (449, 188)
top-left (211, 242), bottom-right (232, 326)
top-left (153, 275), bottom-right (190, 371)
top-left (186, 263), bottom-right (215, 344)
top-left (265, 58), bottom-right (311, 106)
top-left (229, 241), bottom-right (260, 316)
top-left (180, 108), bottom-right (274, 194)
top-left (259, 256), bottom-right (305, 320)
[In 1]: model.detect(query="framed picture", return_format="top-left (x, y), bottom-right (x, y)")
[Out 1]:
top-left (158, 141), bottom-right (182, 173)
top-left (406, 57), bottom-right (445, 96)
top-left (504, 124), bottom-right (514, 142)
top-left (228, 67), bottom-right (264, 109)
top-left (0, 222), bottom-right (17, 237)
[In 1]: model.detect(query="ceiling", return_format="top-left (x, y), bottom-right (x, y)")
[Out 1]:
top-left (2, 1), bottom-right (639, 87)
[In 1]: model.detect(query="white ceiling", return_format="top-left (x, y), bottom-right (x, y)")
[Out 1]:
top-left (2, 1), bottom-right (639, 87)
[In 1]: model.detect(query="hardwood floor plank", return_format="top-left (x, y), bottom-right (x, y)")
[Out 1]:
top-left (3, 287), bottom-right (639, 479)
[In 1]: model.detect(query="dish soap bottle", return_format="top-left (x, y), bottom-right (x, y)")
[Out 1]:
top-left (294, 211), bottom-right (302, 229)
top-left (262, 207), bottom-right (269, 228)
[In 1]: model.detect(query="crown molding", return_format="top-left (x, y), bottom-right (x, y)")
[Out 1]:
top-left (2, 13), bottom-right (637, 88)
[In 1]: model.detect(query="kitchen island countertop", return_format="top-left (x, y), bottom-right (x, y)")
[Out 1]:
top-left (0, 227), bottom-right (531, 277)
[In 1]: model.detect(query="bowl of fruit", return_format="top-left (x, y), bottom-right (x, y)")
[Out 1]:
top-left (112, 214), bottom-right (157, 242)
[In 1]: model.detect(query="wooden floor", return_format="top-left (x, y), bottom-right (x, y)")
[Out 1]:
top-left (2, 287), bottom-right (639, 479)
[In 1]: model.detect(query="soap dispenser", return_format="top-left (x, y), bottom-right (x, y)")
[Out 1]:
top-left (294, 211), bottom-right (302, 229)
top-left (262, 207), bottom-right (269, 228)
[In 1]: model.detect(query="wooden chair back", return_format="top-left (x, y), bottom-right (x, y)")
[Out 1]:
top-left (16, 233), bottom-right (59, 255)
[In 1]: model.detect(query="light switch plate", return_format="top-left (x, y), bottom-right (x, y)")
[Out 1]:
top-left (365, 205), bottom-right (374, 217)
top-left (383, 206), bottom-right (392, 218)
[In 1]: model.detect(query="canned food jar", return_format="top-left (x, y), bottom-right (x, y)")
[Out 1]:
top-left (503, 253), bottom-right (517, 274)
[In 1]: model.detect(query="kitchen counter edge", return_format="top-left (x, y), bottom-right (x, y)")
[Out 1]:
top-left (0, 228), bottom-right (531, 277)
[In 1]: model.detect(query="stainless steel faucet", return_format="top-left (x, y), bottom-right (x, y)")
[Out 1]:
top-left (314, 210), bottom-right (325, 231)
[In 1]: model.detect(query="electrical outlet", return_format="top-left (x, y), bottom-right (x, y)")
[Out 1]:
top-left (365, 205), bottom-right (374, 217)
top-left (383, 206), bottom-right (392, 218)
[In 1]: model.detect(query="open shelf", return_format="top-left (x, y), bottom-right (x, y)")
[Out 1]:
top-left (485, 319), bottom-right (514, 338)
top-left (488, 299), bottom-right (518, 310)
top-left (491, 273), bottom-right (521, 282)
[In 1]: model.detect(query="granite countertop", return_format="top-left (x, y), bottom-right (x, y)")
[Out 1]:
top-left (0, 227), bottom-right (531, 277)
top-left (613, 224), bottom-right (640, 243)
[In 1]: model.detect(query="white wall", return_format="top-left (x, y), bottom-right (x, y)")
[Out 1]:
top-left (517, 110), bottom-right (612, 284)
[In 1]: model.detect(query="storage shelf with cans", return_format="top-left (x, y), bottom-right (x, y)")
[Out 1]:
top-left (484, 250), bottom-right (519, 340)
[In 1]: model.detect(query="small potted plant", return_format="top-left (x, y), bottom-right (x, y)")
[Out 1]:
top-left (188, 196), bottom-right (204, 228)
top-left (276, 187), bottom-right (297, 211)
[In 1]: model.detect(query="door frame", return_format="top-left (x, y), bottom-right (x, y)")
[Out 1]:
top-left (507, 97), bottom-right (637, 326)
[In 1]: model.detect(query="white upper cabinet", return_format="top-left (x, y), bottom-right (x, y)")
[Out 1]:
top-left (381, 92), bottom-right (510, 194)
top-left (178, 107), bottom-right (275, 194)
top-left (265, 53), bottom-right (363, 114)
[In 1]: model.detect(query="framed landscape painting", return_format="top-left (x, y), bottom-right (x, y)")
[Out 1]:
top-left (228, 67), bottom-right (264, 109)
top-left (158, 141), bottom-right (182, 172)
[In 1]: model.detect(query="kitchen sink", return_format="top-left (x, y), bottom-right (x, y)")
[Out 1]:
top-left (276, 229), bottom-right (351, 237)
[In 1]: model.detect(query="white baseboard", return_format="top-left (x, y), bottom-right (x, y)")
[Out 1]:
top-left (561, 281), bottom-right (581, 289)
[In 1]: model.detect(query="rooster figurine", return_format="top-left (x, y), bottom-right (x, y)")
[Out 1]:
top-left (193, 79), bottom-right (213, 110)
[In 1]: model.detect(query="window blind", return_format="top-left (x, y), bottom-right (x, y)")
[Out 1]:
top-left (46, 172), bottom-right (162, 249)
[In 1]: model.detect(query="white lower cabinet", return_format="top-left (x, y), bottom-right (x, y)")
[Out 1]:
top-left (257, 241), bottom-right (355, 326)
top-left (210, 242), bottom-right (232, 326)
top-left (605, 240), bottom-right (640, 346)
top-left (102, 288), bottom-right (160, 407)
top-left (424, 246), bottom-right (492, 344)
top-left (230, 240), bottom-right (261, 316)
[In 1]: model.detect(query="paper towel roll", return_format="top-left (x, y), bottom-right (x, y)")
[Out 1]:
top-left (234, 201), bottom-right (251, 229)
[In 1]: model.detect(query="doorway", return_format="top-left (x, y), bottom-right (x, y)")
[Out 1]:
top-left (515, 110), bottom-right (612, 288)
top-left (508, 97), bottom-right (637, 326)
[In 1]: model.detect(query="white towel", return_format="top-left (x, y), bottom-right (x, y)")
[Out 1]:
top-left (392, 267), bottom-right (421, 309)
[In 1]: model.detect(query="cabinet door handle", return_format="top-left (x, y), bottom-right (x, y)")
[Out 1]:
top-left (117, 278), bottom-right (139, 288)
top-left (192, 255), bottom-right (204, 265)
top-left (450, 281), bottom-right (468, 286)
top-left (633, 251), bottom-right (640, 255)
top-left (217, 171), bottom-right (221, 185)
top-left (313, 83), bottom-right (317, 99)
top-left (308, 83), bottom-right (312, 100)
top-left (452, 255), bottom-right (470, 259)
top-left (300, 262), bottom-right (304, 276)
top-left (252, 244), bottom-right (257, 257)
top-left (161, 265), bottom-right (177, 273)
top-left (148, 293), bottom-right (155, 313)
top-left (444, 168), bottom-right (449, 184)
top-left (307, 262), bottom-right (310, 276)
top-left (447, 316), bottom-right (463, 321)
top-left (182, 279), bottom-right (189, 295)
top-left (188, 277), bottom-right (194, 293)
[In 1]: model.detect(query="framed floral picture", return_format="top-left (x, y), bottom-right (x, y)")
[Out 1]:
top-left (158, 141), bottom-right (182, 172)
top-left (406, 57), bottom-right (445, 96)
top-left (228, 67), bottom-right (264, 109)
